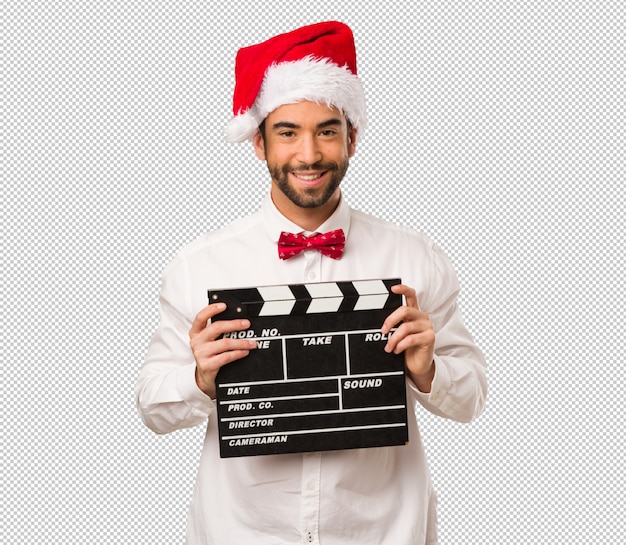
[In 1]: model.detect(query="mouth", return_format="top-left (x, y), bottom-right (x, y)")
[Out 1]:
top-left (291, 170), bottom-right (328, 185)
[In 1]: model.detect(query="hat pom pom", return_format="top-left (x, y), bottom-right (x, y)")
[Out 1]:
top-left (224, 110), bottom-right (260, 143)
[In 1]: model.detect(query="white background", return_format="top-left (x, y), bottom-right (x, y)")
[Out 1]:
top-left (4, 1), bottom-right (623, 543)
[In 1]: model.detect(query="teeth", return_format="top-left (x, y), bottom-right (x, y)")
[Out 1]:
top-left (294, 173), bottom-right (321, 181)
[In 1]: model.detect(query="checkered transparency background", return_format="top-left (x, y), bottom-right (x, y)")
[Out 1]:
top-left (3, 0), bottom-right (623, 543)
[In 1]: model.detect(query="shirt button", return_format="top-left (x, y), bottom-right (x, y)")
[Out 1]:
top-left (307, 271), bottom-right (317, 280)
top-left (307, 480), bottom-right (316, 491)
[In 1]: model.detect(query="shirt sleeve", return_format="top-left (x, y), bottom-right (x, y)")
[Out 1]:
top-left (135, 257), bottom-right (216, 434)
top-left (408, 242), bottom-right (488, 423)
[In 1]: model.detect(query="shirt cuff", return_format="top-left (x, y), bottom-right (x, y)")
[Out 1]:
top-left (177, 363), bottom-right (216, 414)
top-left (408, 354), bottom-right (451, 404)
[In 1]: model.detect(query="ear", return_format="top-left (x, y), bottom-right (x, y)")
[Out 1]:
top-left (253, 130), bottom-right (266, 160)
top-left (348, 126), bottom-right (358, 158)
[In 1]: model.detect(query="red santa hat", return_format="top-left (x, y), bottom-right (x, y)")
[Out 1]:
top-left (224, 21), bottom-right (367, 143)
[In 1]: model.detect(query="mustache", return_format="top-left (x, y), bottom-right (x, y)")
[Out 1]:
top-left (281, 162), bottom-right (339, 173)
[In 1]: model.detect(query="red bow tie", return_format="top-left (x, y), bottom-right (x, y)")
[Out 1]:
top-left (278, 229), bottom-right (345, 260)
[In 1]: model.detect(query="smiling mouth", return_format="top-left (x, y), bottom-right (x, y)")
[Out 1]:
top-left (291, 171), bottom-right (329, 183)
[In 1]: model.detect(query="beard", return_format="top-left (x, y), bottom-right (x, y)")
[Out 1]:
top-left (268, 158), bottom-right (350, 209)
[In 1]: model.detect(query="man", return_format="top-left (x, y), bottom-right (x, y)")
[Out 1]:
top-left (136, 21), bottom-right (487, 544)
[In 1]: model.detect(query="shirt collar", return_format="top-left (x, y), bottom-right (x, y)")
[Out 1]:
top-left (262, 192), bottom-right (351, 242)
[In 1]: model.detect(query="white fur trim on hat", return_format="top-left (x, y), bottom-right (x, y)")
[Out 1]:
top-left (224, 57), bottom-right (367, 143)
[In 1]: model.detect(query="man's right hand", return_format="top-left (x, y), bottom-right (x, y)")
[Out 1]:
top-left (189, 302), bottom-right (257, 399)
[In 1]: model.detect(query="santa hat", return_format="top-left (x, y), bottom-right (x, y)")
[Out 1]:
top-left (224, 21), bottom-right (367, 143)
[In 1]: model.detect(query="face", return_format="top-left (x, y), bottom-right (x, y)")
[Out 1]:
top-left (254, 101), bottom-right (357, 227)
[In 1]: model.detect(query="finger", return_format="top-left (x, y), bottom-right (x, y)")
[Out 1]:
top-left (195, 343), bottom-right (254, 398)
top-left (191, 336), bottom-right (257, 387)
top-left (391, 284), bottom-right (420, 310)
top-left (196, 338), bottom-right (257, 366)
top-left (383, 308), bottom-right (433, 350)
top-left (200, 318), bottom-right (252, 343)
top-left (380, 305), bottom-right (419, 334)
top-left (189, 303), bottom-right (227, 336)
top-left (384, 318), bottom-right (415, 352)
top-left (385, 323), bottom-right (434, 354)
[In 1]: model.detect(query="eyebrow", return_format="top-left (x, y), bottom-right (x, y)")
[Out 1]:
top-left (271, 118), bottom-right (343, 131)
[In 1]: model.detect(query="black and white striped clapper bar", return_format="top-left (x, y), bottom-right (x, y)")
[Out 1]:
top-left (209, 278), bottom-right (409, 458)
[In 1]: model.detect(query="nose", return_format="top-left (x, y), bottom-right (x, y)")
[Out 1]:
top-left (296, 134), bottom-right (322, 165)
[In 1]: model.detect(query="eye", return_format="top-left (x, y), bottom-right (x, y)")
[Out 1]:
top-left (279, 130), bottom-right (296, 138)
top-left (320, 129), bottom-right (337, 137)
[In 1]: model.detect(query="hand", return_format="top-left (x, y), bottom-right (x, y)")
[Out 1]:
top-left (381, 284), bottom-right (436, 393)
top-left (189, 303), bottom-right (257, 398)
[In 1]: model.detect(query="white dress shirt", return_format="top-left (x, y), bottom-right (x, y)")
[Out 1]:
top-left (135, 193), bottom-right (487, 544)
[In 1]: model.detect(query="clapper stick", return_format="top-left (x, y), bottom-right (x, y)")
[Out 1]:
top-left (209, 278), bottom-right (409, 458)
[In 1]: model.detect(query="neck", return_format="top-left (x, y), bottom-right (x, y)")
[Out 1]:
top-left (271, 187), bottom-right (341, 232)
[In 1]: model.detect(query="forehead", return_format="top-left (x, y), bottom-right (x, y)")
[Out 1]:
top-left (265, 101), bottom-right (346, 127)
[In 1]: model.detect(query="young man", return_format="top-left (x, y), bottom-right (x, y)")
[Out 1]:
top-left (136, 21), bottom-right (487, 544)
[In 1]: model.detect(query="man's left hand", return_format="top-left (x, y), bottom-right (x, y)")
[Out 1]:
top-left (381, 284), bottom-right (435, 393)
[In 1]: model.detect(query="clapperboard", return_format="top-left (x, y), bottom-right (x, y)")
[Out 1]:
top-left (209, 278), bottom-right (408, 458)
